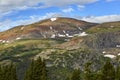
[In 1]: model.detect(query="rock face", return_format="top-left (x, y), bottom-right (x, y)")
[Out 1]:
top-left (0, 17), bottom-right (96, 42)
top-left (85, 32), bottom-right (120, 49)
top-left (84, 21), bottom-right (120, 50)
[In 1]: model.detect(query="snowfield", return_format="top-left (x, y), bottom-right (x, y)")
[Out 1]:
top-left (104, 54), bottom-right (116, 58)
top-left (50, 18), bottom-right (57, 22)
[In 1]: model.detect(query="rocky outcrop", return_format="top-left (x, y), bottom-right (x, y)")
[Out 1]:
top-left (84, 32), bottom-right (120, 49)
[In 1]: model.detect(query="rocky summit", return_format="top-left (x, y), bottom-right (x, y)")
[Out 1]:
top-left (0, 17), bottom-right (96, 42)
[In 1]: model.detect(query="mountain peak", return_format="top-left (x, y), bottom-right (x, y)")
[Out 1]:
top-left (0, 17), bottom-right (96, 43)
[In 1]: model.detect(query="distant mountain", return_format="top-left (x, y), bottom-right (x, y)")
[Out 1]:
top-left (0, 17), bottom-right (96, 43)
top-left (86, 21), bottom-right (120, 33)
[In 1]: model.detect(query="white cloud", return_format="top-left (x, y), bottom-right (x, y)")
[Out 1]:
top-left (77, 5), bottom-right (85, 9)
top-left (106, 0), bottom-right (115, 2)
top-left (40, 0), bottom-right (98, 7)
top-left (0, 0), bottom-right (40, 13)
top-left (62, 8), bottom-right (74, 13)
top-left (81, 15), bottom-right (120, 23)
top-left (0, 0), bottom-right (98, 17)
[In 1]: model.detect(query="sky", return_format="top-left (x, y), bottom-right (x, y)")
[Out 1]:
top-left (0, 0), bottom-right (120, 31)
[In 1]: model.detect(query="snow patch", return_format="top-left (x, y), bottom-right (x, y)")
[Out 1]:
top-left (51, 34), bottom-right (56, 38)
top-left (116, 45), bottom-right (120, 48)
top-left (66, 33), bottom-right (69, 36)
top-left (73, 32), bottom-right (88, 37)
top-left (63, 30), bottom-right (66, 33)
top-left (58, 34), bottom-right (66, 37)
top-left (50, 18), bottom-right (57, 22)
top-left (104, 54), bottom-right (116, 58)
top-left (0, 40), bottom-right (9, 43)
top-left (50, 26), bottom-right (53, 30)
top-left (102, 51), bottom-right (106, 54)
top-left (79, 32), bottom-right (88, 36)
top-left (21, 27), bottom-right (24, 30)
top-left (16, 37), bottom-right (21, 40)
top-left (78, 27), bottom-right (82, 30)
top-left (65, 33), bottom-right (73, 37)
top-left (110, 26), bottom-right (114, 28)
top-left (118, 53), bottom-right (120, 56)
top-left (6, 41), bottom-right (9, 43)
top-left (2, 40), bottom-right (6, 43)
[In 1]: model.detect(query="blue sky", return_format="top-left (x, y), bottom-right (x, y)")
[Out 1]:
top-left (0, 0), bottom-right (120, 31)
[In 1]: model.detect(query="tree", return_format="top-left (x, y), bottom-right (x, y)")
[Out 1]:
top-left (65, 76), bottom-right (70, 80)
top-left (24, 60), bottom-right (35, 80)
top-left (41, 60), bottom-right (47, 80)
top-left (33, 57), bottom-right (43, 80)
top-left (0, 65), bottom-right (4, 80)
top-left (83, 62), bottom-right (94, 80)
top-left (2, 63), bottom-right (18, 80)
top-left (9, 63), bottom-right (18, 80)
top-left (115, 65), bottom-right (120, 80)
top-left (24, 57), bottom-right (47, 80)
top-left (115, 55), bottom-right (120, 80)
top-left (100, 61), bottom-right (115, 80)
top-left (71, 69), bottom-right (81, 80)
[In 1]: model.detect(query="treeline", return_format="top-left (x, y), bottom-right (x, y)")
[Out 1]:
top-left (24, 58), bottom-right (47, 80)
top-left (69, 61), bottom-right (120, 80)
top-left (0, 58), bottom-right (120, 80)
top-left (0, 57), bottom-right (47, 80)
top-left (0, 63), bottom-right (18, 80)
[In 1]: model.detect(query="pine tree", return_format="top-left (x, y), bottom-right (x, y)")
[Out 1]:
top-left (115, 55), bottom-right (120, 80)
top-left (2, 65), bottom-right (8, 80)
top-left (100, 61), bottom-right (115, 80)
top-left (10, 63), bottom-right (18, 80)
top-left (41, 60), bottom-right (47, 80)
top-left (93, 70), bottom-right (105, 80)
top-left (2, 63), bottom-right (18, 80)
top-left (24, 60), bottom-right (35, 80)
top-left (71, 69), bottom-right (81, 80)
top-left (115, 65), bottom-right (120, 80)
top-left (0, 65), bottom-right (4, 80)
top-left (24, 57), bottom-right (47, 80)
top-left (33, 57), bottom-right (43, 80)
top-left (83, 62), bottom-right (93, 80)
top-left (65, 76), bottom-right (70, 80)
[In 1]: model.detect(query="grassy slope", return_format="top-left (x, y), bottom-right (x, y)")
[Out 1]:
top-left (0, 39), bottom-right (63, 49)
top-left (86, 21), bottom-right (120, 33)
top-left (0, 39), bottom-right (65, 64)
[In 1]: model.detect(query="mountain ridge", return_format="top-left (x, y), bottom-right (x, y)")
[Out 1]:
top-left (0, 17), bottom-right (97, 43)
